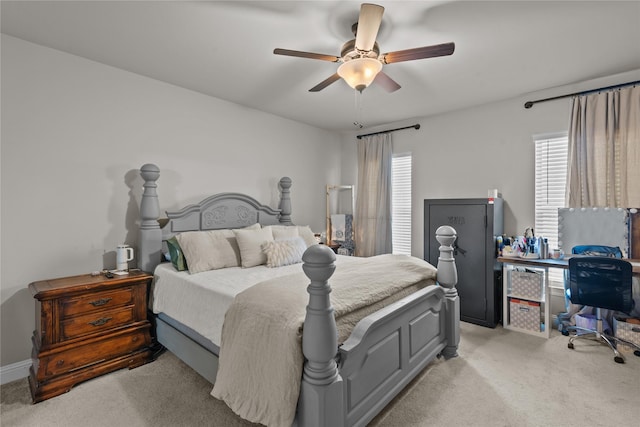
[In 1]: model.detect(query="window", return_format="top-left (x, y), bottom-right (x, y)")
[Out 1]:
top-left (392, 153), bottom-right (412, 255)
top-left (534, 133), bottom-right (568, 284)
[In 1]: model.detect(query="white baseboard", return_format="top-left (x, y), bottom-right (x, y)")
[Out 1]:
top-left (1, 359), bottom-right (31, 385)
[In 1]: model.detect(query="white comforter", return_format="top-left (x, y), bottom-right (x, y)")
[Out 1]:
top-left (150, 256), bottom-right (364, 346)
top-left (211, 254), bottom-right (437, 427)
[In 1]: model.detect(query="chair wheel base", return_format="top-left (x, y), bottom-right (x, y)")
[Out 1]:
top-left (568, 342), bottom-right (574, 349)
top-left (634, 350), bottom-right (640, 357)
top-left (614, 355), bottom-right (625, 364)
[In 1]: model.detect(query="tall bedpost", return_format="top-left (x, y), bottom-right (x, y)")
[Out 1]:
top-left (298, 245), bottom-right (344, 427)
top-left (278, 176), bottom-right (293, 225)
top-left (436, 225), bottom-right (460, 359)
top-left (139, 164), bottom-right (162, 273)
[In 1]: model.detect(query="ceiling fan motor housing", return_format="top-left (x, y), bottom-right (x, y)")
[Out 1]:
top-left (341, 39), bottom-right (380, 61)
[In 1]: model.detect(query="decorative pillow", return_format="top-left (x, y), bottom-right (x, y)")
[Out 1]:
top-left (233, 227), bottom-right (275, 267)
top-left (175, 223), bottom-right (261, 274)
top-left (262, 237), bottom-right (307, 268)
top-left (296, 225), bottom-right (319, 248)
top-left (166, 236), bottom-right (188, 271)
top-left (176, 231), bottom-right (225, 274)
top-left (266, 225), bottom-right (299, 240)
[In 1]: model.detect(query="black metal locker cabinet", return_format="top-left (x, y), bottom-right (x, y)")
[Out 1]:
top-left (424, 198), bottom-right (503, 327)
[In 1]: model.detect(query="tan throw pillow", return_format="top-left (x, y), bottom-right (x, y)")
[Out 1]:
top-left (176, 231), bottom-right (226, 274)
top-left (175, 223), bottom-right (261, 274)
top-left (262, 237), bottom-right (307, 268)
top-left (233, 227), bottom-right (274, 267)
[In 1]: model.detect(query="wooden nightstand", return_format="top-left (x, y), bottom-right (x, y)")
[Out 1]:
top-left (28, 271), bottom-right (153, 402)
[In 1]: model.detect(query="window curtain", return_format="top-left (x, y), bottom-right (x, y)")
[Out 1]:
top-left (565, 85), bottom-right (640, 208)
top-left (355, 133), bottom-right (392, 257)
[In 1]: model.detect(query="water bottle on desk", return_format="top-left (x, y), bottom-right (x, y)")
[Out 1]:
top-left (539, 238), bottom-right (549, 259)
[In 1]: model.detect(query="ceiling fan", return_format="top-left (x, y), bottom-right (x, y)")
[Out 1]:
top-left (274, 3), bottom-right (455, 93)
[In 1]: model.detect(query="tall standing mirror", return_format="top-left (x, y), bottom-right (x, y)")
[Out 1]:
top-left (326, 184), bottom-right (355, 255)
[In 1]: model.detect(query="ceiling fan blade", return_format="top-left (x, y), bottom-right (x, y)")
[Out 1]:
top-left (355, 3), bottom-right (384, 52)
top-left (373, 71), bottom-right (401, 92)
top-left (273, 48), bottom-right (340, 62)
top-left (309, 73), bottom-right (341, 92)
top-left (381, 42), bottom-right (455, 64)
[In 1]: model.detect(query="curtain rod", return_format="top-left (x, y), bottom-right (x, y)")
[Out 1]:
top-left (524, 80), bottom-right (639, 109)
top-left (356, 124), bottom-right (420, 139)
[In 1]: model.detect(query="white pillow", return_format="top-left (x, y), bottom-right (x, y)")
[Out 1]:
top-left (266, 224), bottom-right (318, 248)
top-left (234, 227), bottom-right (274, 267)
top-left (175, 223), bottom-right (260, 274)
top-left (296, 225), bottom-right (318, 248)
top-left (265, 225), bottom-right (299, 240)
top-left (262, 237), bottom-right (307, 268)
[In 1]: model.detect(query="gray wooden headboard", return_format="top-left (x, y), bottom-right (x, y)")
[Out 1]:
top-left (138, 163), bottom-right (293, 273)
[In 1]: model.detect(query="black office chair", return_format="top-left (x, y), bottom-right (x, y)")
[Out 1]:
top-left (566, 256), bottom-right (640, 363)
top-left (558, 245), bottom-right (623, 334)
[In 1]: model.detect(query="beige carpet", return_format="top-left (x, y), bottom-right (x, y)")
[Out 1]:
top-left (2, 322), bottom-right (639, 427)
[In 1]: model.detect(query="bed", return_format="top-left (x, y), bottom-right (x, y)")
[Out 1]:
top-left (137, 163), bottom-right (460, 427)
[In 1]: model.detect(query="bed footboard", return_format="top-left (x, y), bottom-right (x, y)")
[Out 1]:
top-left (298, 226), bottom-right (458, 427)
top-left (339, 286), bottom-right (447, 427)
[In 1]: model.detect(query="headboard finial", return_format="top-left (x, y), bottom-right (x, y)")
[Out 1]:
top-left (140, 163), bottom-right (160, 182)
top-left (279, 176), bottom-right (292, 190)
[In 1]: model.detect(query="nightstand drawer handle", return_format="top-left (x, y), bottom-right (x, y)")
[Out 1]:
top-left (88, 317), bottom-right (112, 327)
top-left (89, 297), bottom-right (112, 307)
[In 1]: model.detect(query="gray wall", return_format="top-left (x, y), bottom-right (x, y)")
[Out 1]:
top-left (1, 35), bottom-right (342, 367)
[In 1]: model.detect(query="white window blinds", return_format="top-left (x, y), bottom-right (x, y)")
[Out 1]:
top-left (392, 154), bottom-right (412, 255)
top-left (534, 134), bottom-right (568, 284)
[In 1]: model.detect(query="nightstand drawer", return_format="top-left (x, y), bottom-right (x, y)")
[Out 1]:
top-left (42, 327), bottom-right (149, 378)
top-left (61, 287), bottom-right (135, 317)
top-left (60, 306), bottom-right (136, 340)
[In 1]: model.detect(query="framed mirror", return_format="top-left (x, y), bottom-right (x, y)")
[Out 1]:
top-left (326, 185), bottom-right (355, 255)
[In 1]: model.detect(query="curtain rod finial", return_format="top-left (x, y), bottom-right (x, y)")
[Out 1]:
top-left (524, 101), bottom-right (534, 109)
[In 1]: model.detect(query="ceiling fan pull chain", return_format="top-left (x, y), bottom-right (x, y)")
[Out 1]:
top-left (353, 90), bottom-right (364, 128)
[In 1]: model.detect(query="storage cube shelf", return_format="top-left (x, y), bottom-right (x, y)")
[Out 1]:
top-left (502, 263), bottom-right (550, 338)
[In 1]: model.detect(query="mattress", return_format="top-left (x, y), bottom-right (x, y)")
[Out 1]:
top-left (150, 256), bottom-right (362, 347)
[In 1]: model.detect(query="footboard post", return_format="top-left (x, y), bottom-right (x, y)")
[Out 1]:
top-left (436, 225), bottom-right (460, 359)
top-left (298, 245), bottom-right (345, 427)
top-left (139, 164), bottom-right (162, 273)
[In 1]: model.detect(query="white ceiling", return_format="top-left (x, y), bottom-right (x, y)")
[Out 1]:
top-left (2, 1), bottom-right (640, 131)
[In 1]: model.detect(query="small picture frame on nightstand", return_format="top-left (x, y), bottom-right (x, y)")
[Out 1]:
top-left (337, 247), bottom-right (352, 256)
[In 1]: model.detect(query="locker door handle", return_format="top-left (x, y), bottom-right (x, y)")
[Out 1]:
top-left (453, 242), bottom-right (467, 256)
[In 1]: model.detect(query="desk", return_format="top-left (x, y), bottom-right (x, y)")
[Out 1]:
top-left (498, 256), bottom-right (640, 339)
top-left (498, 256), bottom-right (640, 273)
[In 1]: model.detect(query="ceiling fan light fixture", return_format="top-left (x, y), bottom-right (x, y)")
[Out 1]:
top-left (337, 58), bottom-right (382, 92)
